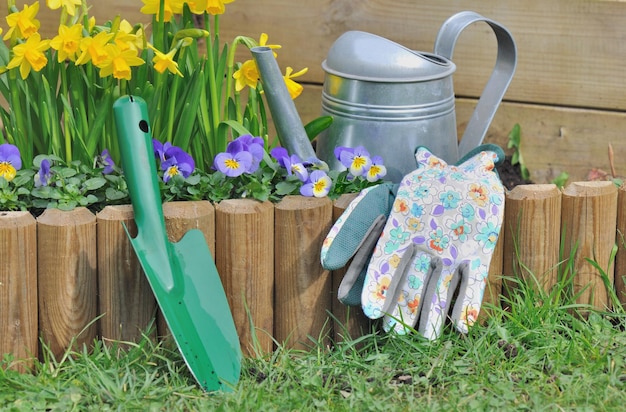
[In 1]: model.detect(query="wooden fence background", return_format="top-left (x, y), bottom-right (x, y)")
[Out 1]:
top-left (2, 0), bottom-right (625, 182)
top-left (2, 182), bottom-right (626, 370)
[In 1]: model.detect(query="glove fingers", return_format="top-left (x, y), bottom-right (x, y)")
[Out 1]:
top-left (337, 215), bottom-right (387, 306)
top-left (450, 260), bottom-right (489, 334)
top-left (382, 252), bottom-right (436, 334)
top-left (362, 243), bottom-right (417, 319)
top-left (417, 261), bottom-right (462, 340)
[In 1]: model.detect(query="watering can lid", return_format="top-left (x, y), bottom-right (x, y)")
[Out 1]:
top-left (322, 31), bottom-right (455, 82)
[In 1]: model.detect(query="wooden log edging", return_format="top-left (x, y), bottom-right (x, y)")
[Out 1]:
top-left (0, 211), bottom-right (37, 371)
top-left (2, 183), bottom-right (626, 365)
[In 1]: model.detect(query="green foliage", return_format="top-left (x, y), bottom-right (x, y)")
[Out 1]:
top-left (506, 123), bottom-right (530, 181)
top-left (551, 171), bottom-right (569, 189)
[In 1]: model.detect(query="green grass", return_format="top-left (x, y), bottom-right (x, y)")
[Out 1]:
top-left (3, 271), bottom-right (626, 411)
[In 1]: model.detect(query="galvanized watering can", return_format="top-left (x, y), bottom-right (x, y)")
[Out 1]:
top-left (315, 11), bottom-right (517, 182)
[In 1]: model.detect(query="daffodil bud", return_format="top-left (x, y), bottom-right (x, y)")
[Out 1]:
top-left (173, 29), bottom-right (209, 44)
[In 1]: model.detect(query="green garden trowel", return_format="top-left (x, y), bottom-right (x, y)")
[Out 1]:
top-left (113, 95), bottom-right (241, 392)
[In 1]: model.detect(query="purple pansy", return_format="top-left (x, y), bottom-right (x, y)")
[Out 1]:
top-left (366, 155), bottom-right (387, 182)
top-left (34, 158), bottom-right (52, 187)
top-left (300, 170), bottom-right (332, 198)
top-left (0, 143), bottom-right (22, 182)
top-left (235, 134), bottom-right (264, 172)
top-left (270, 147), bottom-right (308, 182)
top-left (152, 139), bottom-right (174, 162)
top-left (214, 140), bottom-right (253, 177)
top-left (100, 149), bottom-right (116, 175)
top-left (161, 146), bottom-right (195, 182)
top-left (339, 145), bottom-right (372, 177)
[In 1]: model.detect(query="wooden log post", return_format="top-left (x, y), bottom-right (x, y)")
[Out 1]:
top-left (215, 199), bottom-right (274, 356)
top-left (503, 185), bottom-right (562, 296)
top-left (160, 201), bottom-right (216, 342)
top-left (96, 205), bottom-right (156, 345)
top-left (0, 212), bottom-right (38, 371)
top-left (37, 208), bottom-right (98, 359)
top-left (274, 196), bottom-right (333, 350)
top-left (329, 193), bottom-right (373, 343)
top-left (561, 181), bottom-right (618, 312)
top-left (614, 184), bottom-right (626, 308)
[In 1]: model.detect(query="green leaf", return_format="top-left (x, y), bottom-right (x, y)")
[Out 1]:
top-left (507, 123), bottom-right (521, 148)
top-left (304, 116), bottom-right (333, 141)
top-left (275, 181), bottom-right (299, 196)
top-left (82, 177), bottom-right (106, 191)
top-left (218, 120), bottom-right (252, 139)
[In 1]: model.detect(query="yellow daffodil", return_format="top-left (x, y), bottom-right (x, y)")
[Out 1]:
top-left (4, 1), bottom-right (41, 41)
top-left (75, 31), bottom-right (114, 67)
top-left (88, 16), bottom-right (96, 32)
top-left (6, 32), bottom-right (51, 79)
top-left (140, 0), bottom-right (185, 23)
top-left (148, 44), bottom-right (183, 77)
top-left (115, 19), bottom-right (145, 52)
top-left (50, 23), bottom-right (83, 62)
top-left (233, 59), bottom-right (259, 91)
top-left (45, 0), bottom-right (82, 16)
top-left (283, 66), bottom-right (308, 99)
top-left (186, 0), bottom-right (208, 14)
top-left (206, 0), bottom-right (234, 15)
top-left (259, 33), bottom-right (281, 50)
top-left (98, 44), bottom-right (144, 80)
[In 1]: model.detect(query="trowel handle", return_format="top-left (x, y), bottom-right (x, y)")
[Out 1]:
top-left (434, 11), bottom-right (517, 160)
top-left (113, 95), bottom-right (167, 243)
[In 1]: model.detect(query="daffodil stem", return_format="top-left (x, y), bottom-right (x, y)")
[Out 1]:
top-left (60, 65), bottom-right (72, 162)
top-left (166, 49), bottom-right (184, 144)
top-left (204, 14), bottom-right (221, 145)
top-left (8, 69), bottom-right (26, 153)
top-left (224, 37), bottom-right (241, 120)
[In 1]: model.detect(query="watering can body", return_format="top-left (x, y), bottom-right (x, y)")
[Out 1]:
top-left (315, 11), bottom-right (517, 182)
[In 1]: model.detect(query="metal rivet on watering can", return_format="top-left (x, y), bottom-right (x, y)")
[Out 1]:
top-left (315, 11), bottom-right (517, 182)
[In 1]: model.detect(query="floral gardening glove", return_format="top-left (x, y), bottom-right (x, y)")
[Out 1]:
top-left (361, 146), bottom-right (505, 340)
top-left (320, 182), bottom-right (397, 306)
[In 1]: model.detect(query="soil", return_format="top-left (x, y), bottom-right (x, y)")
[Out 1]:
top-left (496, 156), bottom-right (533, 190)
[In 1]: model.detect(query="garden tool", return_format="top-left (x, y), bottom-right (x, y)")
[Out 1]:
top-left (316, 11), bottom-right (517, 182)
top-left (362, 146), bottom-right (505, 340)
top-left (113, 95), bottom-right (241, 392)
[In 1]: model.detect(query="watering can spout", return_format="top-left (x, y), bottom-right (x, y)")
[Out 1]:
top-left (251, 46), bottom-right (318, 162)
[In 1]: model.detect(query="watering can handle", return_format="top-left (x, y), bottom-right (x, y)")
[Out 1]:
top-left (434, 11), bottom-right (517, 160)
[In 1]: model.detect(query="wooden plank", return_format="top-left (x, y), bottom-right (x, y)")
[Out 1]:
top-left (561, 181), bottom-right (617, 312)
top-left (292, 84), bottom-right (626, 184)
top-left (0, 212), bottom-right (37, 371)
top-left (218, 0), bottom-right (626, 111)
top-left (502, 184), bottom-right (562, 294)
top-left (215, 199), bottom-right (274, 356)
top-left (37, 208), bottom-right (98, 360)
top-left (274, 196), bottom-right (333, 350)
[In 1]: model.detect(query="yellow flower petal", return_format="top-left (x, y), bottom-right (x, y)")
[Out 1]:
top-left (4, 1), bottom-right (41, 40)
top-left (6, 33), bottom-right (50, 79)
top-left (233, 59), bottom-right (258, 91)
